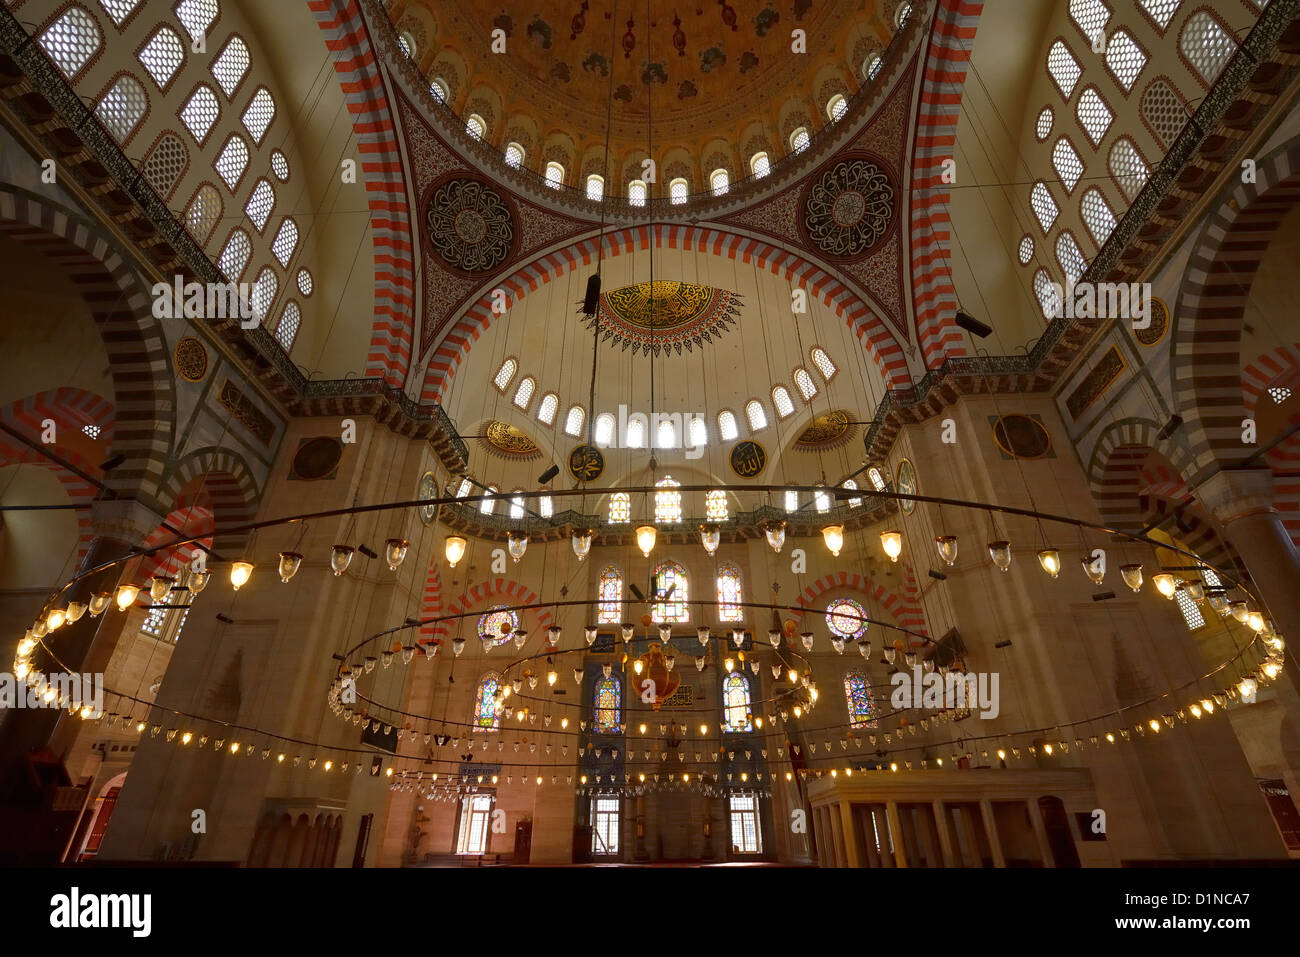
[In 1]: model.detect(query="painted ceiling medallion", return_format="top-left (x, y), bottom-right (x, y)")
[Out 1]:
top-left (426, 178), bottom-right (515, 273)
top-left (586, 280), bottom-right (742, 356)
top-left (803, 157), bottom-right (894, 259)
top-left (482, 420), bottom-right (541, 459)
top-left (794, 410), bottom-right (855, 451)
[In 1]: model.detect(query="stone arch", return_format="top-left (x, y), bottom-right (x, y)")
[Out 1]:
top-left (1173, 134), bottom-right (1300, 473)
top-left (424, 577), bottom-right (554, 642)
top-left (1086, 418), bottom-right (1200, 531)
top-left (1241, 343), bottom-right (1300, 423)
top-left (794, 570), bottom-right (926, 635)
top-left (0, 186), bottom-right (172, 501)
top-left (134, 494), bottom-right (215, 583)
top-left (420, 224), bottom-right (910, 403)
top-left (157, 448), bottom-right (260, 553)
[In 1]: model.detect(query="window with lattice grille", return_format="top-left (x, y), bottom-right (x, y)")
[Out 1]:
top-left (537, 393), bottom-right (558, 425)
top-left (1031, 182), bottom-right (1058, 233)
top-left (1139, 0), bottom-right (1181, 30)
top-left (1047, 41), bottom-right (1082, 98)
top-left (211, 37), bottom-right (250, 98)
top-left (811, 348), bottom-right (837, 381)
top-left (96, 75), bottom-right (147, 142)
top-left (827, 94), bottom-right (847, 122)
top-left (628, 180), bottom-right (646, 206)
top-left (271, 218), bottom-right (298, 266)
top-left (586, 175), bottom-right (603, 202)
top-left (98, 0), bottom-right (140, 27)
top-left (276, 301), bottom-right (300, 351)
top-left (430, 78), bottom-right (447, 101)
top-left (504, 143), bottom-right (523, 169)
top-left (864, 53), bottom-right (882, 81)
top-left (40, 6), bottom-right (101, 78)
top-left (180, 84), bottom-right (219, 143)
top-left (1056, 233), bottom-right (1087, 285)
top-left (670, 178), bottom-right (688, 203)
top-left (241, 87), bottom-right (275, 144)
top-left (214, 134), bottom-right (249, 190)
top-left (138, 27), bottom-right (185, 89)
top-left (142, 134), bottom-right (187, 197)
top-left (790, 127), bottom-right (810, 153)
top-left (794, 367), bottom-right (818, 400)
top-left (544, 162), bottom-right (563, 188)
top-left (1105, 30), bottom-right (1147, 91)
top-left (466, 114), bottom-right (485, 139)
top-left (718, 411), bottom-right (738, 441)
top-left (218, 229), bottom-right (251, 279)
top-left (1081, 188), bottom-right (1117, 245)
top-left (250, 267), bottom-right (278, 319)
top-left (1141, 80), bottom-right (1186, 147)
top-left (711, 169), bottom-right (730, 196)
top-left (185, 184), bottom-right (220, 242)
top-left (1034, 269), bottom-right (1061, 318)
top-left (1077, 87), bottom-right (1113, 146)
top-left (493, 359), bottom-right (516, 391)
top-left (245, 180), bottom-right (274, 232)
top-left (1052, 138), bottom-right (1084, 192)
top-left (1109, 137), bottom-right (1148, 199)
top-left (175, 0), bottom-right (218, 45)
top-left (564, 406), bottom-right (585, 437)
top-left (1018, 234), bottom-right (1034, 265)
top-left (271, 151), bottom-right (289, 181)
top-left (1180, 10), bottom-right (1236, 83)
top-left (745, 400), bottom-right (767, 432)
top-left (1036, 106), bottom-right (1053, 142)
top-left (1068, 0), bottom-right (1109, 44)
top-left (513, 377), bottom-right (534, 410)
top-left (1269, 386), bottom-right (1291, 404)
top-left (751, 153), bottom-right (770, 178)
top-left (296, 268), bottom-right (312, 296)
top-left (772, 386), bottom-right (794, 419)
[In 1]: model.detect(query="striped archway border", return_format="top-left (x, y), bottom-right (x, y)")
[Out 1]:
top-left (794, 570), bottom-right (927, 636)
top-left (157, 448), bottom-right (261, 554)
top-left (1086, 418), bottom-right (1200, 532)
top-left (3, 387), bottom-right (115, 447)
top-left (419, 224), bottom-right (912, 404)
top-left (1241, 343), bottom-right (1300, 422)
top-left (422, 577), bottom-right (555, 643)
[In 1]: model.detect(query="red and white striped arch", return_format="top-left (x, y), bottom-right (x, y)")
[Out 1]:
top-left (794, 570), bottom-right (928, 637)
top-left (421, 577), bottom-right (554, 644)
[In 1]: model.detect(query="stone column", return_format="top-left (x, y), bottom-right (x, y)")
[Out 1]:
top-left (828, 802), bottom-right (845, 867)
top-left (885, 801), bottom-right (908, 867)
top-left (839, 800), bottom-right (861, 867)
top-left (980, 799), bottom-right (1006, 868)
top-left (932, 800), bottom-right (956, 866)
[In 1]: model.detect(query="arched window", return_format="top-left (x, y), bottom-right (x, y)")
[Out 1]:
top-left (214, 134), bottom-right (249, 190)
top-left (455, 478), bottom-right (472, 498)
top-left (745, 400), bottom-right (767, 432)
top-left (493, 358), bottom-right (517, 392)
top-left (593, 676), bottom-right (621, 732)
top-left (478, 605), bottom-right (518, 647)
top-left (826, 93), bottom-right (848, 122)
top-left (789, 127), bottom-right (810, 153)
top-left (867, 467), bottom-right (886, 491)
top-left (705, 489), bottom-right (728, 521)
top-left (841, 479), bottom-right (862, 507)
top-left (1076, 86), bottom-right (1112, 146)
top-left (504, 142), bottom-right (524, 168)
top-left (1030, 181), bottom-right (1058, 233)
top-left (814, 487), bottom-right (830, 512)
top-left (863, 52), bottom-right (883, 81)
top-left (655, 476), bottom-right (682, 524)
top-left (1018, 234), bottom-right (1035, 265)
top-left (175, 0), bottom-right (217, 44)
top-left (1068, 0), bottom-right (1109, 44)
top-left (211, 36), bottom-right (250, 98)
top-left (688, 416), bottom-right (708, 449)
top-left (473, 673), bottom-right (502, 730)
top-left (1047, 40), bottom-right (1082, 98)
top-left (180, 83), bottom-right (220, 144)
top-left (275, 302), bottom-right (301, 352)
top-left (1036, 106), bottom-right (1054, 142)
top-left (750, 152), bottom-right (770, 177)
top-left (466, 114), bottom-right (486, 139)
top-left (651, 561), bottom-right (688, 623)
top-left (669, 178), bottom-right (688, 204)
top-left (586, 174), bottom-right (604, 202)
top-left (564, 405), bottom-right (586, 437)
top-left (810, 347), bottom-right (837, 381)
top-left (656, 417), bottom-right (677, 449)
top-left (844, 673), bottom-right (876, 729)
top-left (245, 178), bottom-right (275, 231)
top-left (1180, 10), bottom-right (1236, 84)
top-left (1052, 138), bottom-right (1083, 193)
top-left (793, 367), bottom-right (818, 400)
top-left (296, 269), bottom-right (312, 296)
top-left (138, 26), bottom-right (185, 90)
top-left (1105, 30), bottom-right (1147, 91)
top-left (625, 417), bottom-right (645, 448)
top-left (272, 151), bottom-right (290, 182)
top-left (1056, 232), bottom-right (1086, 285)
top-left (142, 134), bottom-right (187, 198)
top-left (218, 229), bottom-right (251, 279)
top-left (607, 491), bottom-right (630, 524)
top-left (1109, 137), bottom-right (1149, 200)
top-left (39, 6), bottom-right (101, 80)
top-left (1080, 188), bottom-right (1117, 246)
top-left (512, 376), bottom-right (535, 410)
top-left (544, 161), bottom-right (564, 188)
top-left (717, 410), bottom-right (738, 441)
top-left (722, 672), bottom-right (753, 732)
top-left (826, 598), bottom-right (868, 640)
top-left (99, 0), bottom-right (141, 28)
top-left (594, 412), bottom-right (615, 446)
top-left (509, 491), bottom-right (525, 520)
top-left (250, 267), bottom-right (278, 319)
top-left (1140, 79), bottom-right (1186, 148)
top-left (184, 184), bottom-right (221, 242)
top-left (272, 218), bottom-right (299, 267)
top-left (597, 566), bottom-right (623, 623)
top-left (241, 87), bottom-right (276, 144)
top-left (717, 563), bottom-right (743, 622)
top-left (397, 31), bottom-right (416, 59)
top-left (894, 1), bottom-right (913, 29)
top-left (429, 78), bottom-right (448, 102)
top-left (96, 75), bottom-right (147, 143)
top-left (479, 485), bottom-right (498, 515)
top-left (1034, 269), bottom-right (1062, 318)
top-left (537, 393), bottom-right (559, 425)
top-left (710, 169), bottom-right (730, 196)
top-left (1139, 0), bottom-right (1181, 30)
top-left (628, 179), bottom-right (646, 206)
top-left (771, 386), bottom-right (795, 419)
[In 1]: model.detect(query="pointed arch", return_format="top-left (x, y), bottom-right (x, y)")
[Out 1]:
top-left (794, 570), bottom-right (926, 634)
top-left (423, 577), bottom-right (554, 643)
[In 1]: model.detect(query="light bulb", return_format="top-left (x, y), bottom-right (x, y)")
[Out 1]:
top-left (45, 608), bottom-right (66, 631)
top-left (229, 561), bottom-right (253, 591)
top-left (788, 668), bottom-right (798, 683)
top-left (1239, 677), bottom-right (1257, 699)
top-left (149, 576), bottom-right (174, 602)
top-left (763, 520), bottom-right (786, 554)
top-left (699, 523), bottom-right (720, 556)
top-left (330, 545), bottom-right (354, 576)
top-left (880, 530), bottom-right (902, 562)
top-left (1036, 548), bottom-right (1061, 578)
top-left (633, 659), bottom-right (643, 675)
top-left (17, 637), bottom-right (35, 658)
top-left (444, 536), bottom-right (468, 568)
top-left (822, 524), bottom-right (845, 557)
top-left (1151, 573), bottom-right (1177, 599)
top-left (571, 529), bottom-right (593, 561)
top-left (278, 551), bottom-right (303, 583)
top-left (385, 539), bottom-right (409, 570)
top-left (1229, 601), bottom-right (1249, 623)
top-left (507, 532), bottom-right (528, 563)
top-left (724, 657), bottom-right (734, 673)
top-left (935, 535), bottom-right (958, 566)
top-left (635, 525), bottom-right (657, 558)
top-left (1247, 611), bottom-right (1265, 633)
top-left (987, 541), bottom-right (1012, 572)
top-left (115, 583), bottom-right (141, 610)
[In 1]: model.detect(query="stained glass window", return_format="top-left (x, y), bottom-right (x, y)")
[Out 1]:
top-left (477, 605), bottom-right (518, 647)
top-left (705, 489), bottom-right (728, 522)
top-left (655, 476), bottom-right (682, 523)
top-left (717, 563), bottom-right (743, 622)
top-left (844, 673), bottom-right (877, 729)
top-left (722, 672), bottom-right (753, 732)
top-left (826, 598), bottom-right (868, 640)
top-left (651, 561), bottom-right (689, 623)
top-left (594, 676), bottom-right (621, 732)
top-left (608, 491), bottom-right (630, 524)
top-left (598, 566), bottom-right (623, 624)
top-left (473, 673), bottom-right (501, 730)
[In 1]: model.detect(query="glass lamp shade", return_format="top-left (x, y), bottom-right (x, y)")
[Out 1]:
top-left (278, 551), bottom-right (303, 583)
top-left (731, 629), bottom-right (745, 648)
top-left (822, 524), bottom-right (845, 557)
top-left (763, 521), bottom-right (786, 553)
top-left (621, 623), bottom-right (635, 642)
top-left (880, 530), bottom-right (903, 563)
top-left (513, 629), bottom-right (528, 649)
top-left (444, 536), bottom-right (469, 569)
top-left (831, 638), bottom-right (845, 655)
top-left (188, 570), bottom-right (210, 594)
top-left (1229, 601), bottom-right (1249, 623)
top-left (31, 620), bottom-right (48, 639)
top-left (1205, 591), bottom-right (1227, 614)
top-left (768, 629), bottom-right (782, 648)
top-left (507, 532), bottom-right (528, 563)
top-left (635, 525), bottom-right (657, 558)
top-left (547, 625), bottom-right (562, 646)
top-left (1151, 573), bottom-right (1177, 599)
top-left (1119, 563), bottom-right (1144, 592)
top-left (45, 607), bottom-right (66, 631)
top-left (699, 524), bottom-right (720, 556)
top-left (17, 637), bottom-right (35, 658)
top-left (584, 626), bottom-right (598, 645)
top-left (987, 541), bottom-right (1012, 572)
top-left (935, 535), bottom-right (958, 566)
top-left (452, 637), bottom-right (466, 656)
top-left (694, 657), bottom-right (705, 672)
top-left (724, 658), bottom-right (734, 673)
top-left (1184, 580), bottom-right (1205, 602)
top-left (633, 659), bottom-right (644, 675)
top-left (884, 647), bottom-right (897, 664)
top-left (1036, 549), bottom-right (1061, 578)
top-left (658, 624), bottom-right (672, 642)
top-left (115, 583), bottom-right (141, 610)
top-left (1081, 556), bottom-right (1105, 585)
top-left (573, 668), bottom-right (584, 685)
top-left (385, 539), bottom-right (409, 570)
top-left (547, 668), bottom-right (557, 686)
top-left (571, 529), bottom-right (594, 561)
top-left (858, 640), bottom-right (872, 659)
top-left (150, 576), bottom-right (174, 602)
top-left (1239, 677), bottom-right (1258, 699)
top-left (330, 546), bottom-right (355, 577)
top-left (88, 593), bottom-right (112, 617)
top-left (800, 631), bottom-right (814, 651)
top-left (1247, 611), bottom-right (1266, 633)
top-left (666, 655), bottom-right (676, 672)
